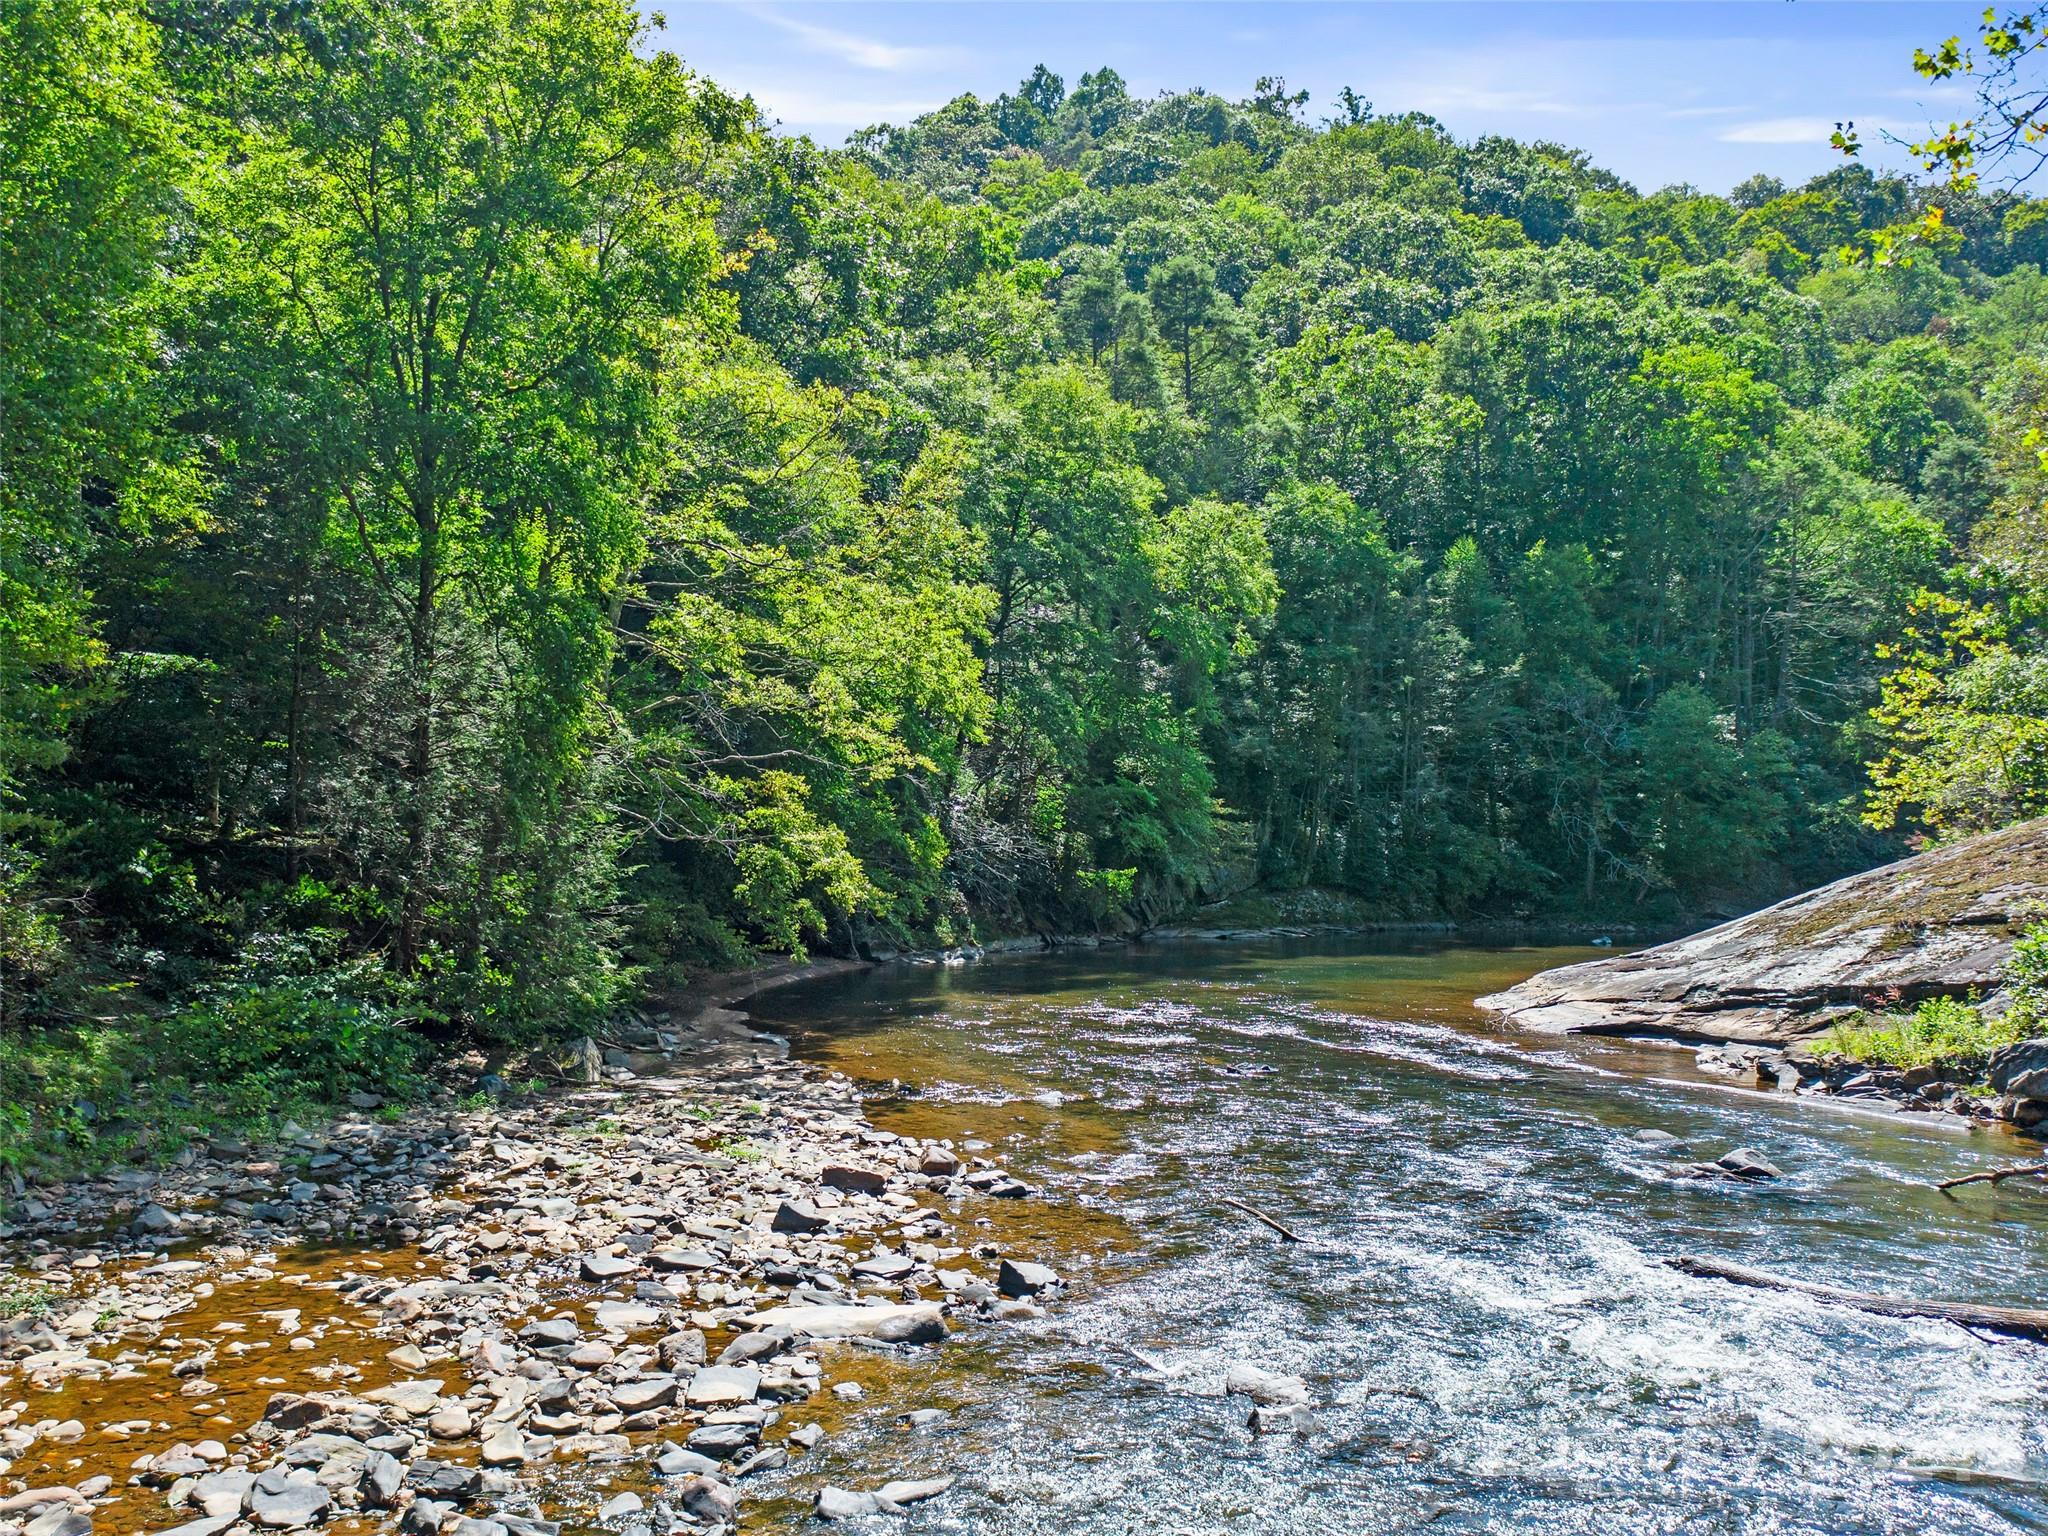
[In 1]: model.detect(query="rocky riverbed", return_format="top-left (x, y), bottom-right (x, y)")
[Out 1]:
top-left (0, 977), bottom-right (1066, 1536)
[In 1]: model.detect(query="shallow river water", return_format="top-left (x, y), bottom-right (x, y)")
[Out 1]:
top-left (740, 938), bottom-right (2048, 1536)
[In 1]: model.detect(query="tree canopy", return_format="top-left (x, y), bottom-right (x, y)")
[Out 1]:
top-left (5, 0), bottom-right (2047, 1156)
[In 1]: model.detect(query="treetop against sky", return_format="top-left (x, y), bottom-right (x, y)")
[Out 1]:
top-left (660, 0), bottom-right (1967, 192)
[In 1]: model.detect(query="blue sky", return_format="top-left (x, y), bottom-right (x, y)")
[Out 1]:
top-left (650, 1), bottom-right (1981, 193)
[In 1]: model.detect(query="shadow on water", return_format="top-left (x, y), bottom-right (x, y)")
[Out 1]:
top-left (744, 936), bottom-right (2048, 1536)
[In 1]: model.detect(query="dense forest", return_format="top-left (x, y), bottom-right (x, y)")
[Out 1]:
top-left (5, 0), bottom-right (2047, 1155)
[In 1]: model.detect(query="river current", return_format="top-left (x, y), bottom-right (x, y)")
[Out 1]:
top-left (741, 938), bottom-right (2048, 1536)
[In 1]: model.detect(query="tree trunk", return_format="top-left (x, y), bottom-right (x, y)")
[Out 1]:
top-left (396, 501), bottom-right (440, 973)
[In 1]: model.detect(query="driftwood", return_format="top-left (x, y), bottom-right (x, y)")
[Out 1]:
top-left (1669, 1255), bottom-right (2048, 1342)
top-left (1937, 1162), bottom-right (2048, 1192)
top-left (1220, 1196), bottom-right (1305, 1243)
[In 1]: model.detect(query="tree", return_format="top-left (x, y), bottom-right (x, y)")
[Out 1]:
top-left (182, 0), bottom-right (735, 1010)
top-left (1147, 254), bottom-right (1222, 406)
top-left (0, 0), bottom-right (192, 1001)
top-left (1058, 249), bottom-right (1125, 363)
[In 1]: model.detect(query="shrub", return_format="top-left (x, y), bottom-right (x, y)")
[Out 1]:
top-left (0, 928), bottom-right (422, 1174)
top-left (1817, 994), bottom-right (2023, 1071)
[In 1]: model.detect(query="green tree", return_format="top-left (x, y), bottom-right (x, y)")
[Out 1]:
top-left (0, 0), bottom-right (193, 999)
top-left (182, 0), bottom-right (734, 1015)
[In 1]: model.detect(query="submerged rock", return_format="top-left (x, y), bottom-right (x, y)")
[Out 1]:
top-left (1224, 1363), bottom-right (1309, 1406)
top-left (814, 1487), bottom-right (878, 1521)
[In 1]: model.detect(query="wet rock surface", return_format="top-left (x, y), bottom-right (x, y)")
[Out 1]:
top-left (0, 967), bottom-right (1054, 1536)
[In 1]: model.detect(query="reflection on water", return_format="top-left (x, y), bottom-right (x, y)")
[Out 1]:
top-left (744, 938), bottom-right (2048, 1535)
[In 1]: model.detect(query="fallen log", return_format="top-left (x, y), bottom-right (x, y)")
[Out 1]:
top-left (1668, 1255), bottom-right (2048, 1342)
top-left (1220, 1196), bottom-right (1305, 1243)
top-left (1937, 1162), bottom-right (2048, 1192)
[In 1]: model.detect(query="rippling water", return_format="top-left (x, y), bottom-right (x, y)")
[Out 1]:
top-left (742, 939), bottom-right (2048, 1536)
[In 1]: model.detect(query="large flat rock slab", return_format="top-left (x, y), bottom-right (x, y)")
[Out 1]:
top-left (1479, 819), bottom-right (2048, 1044)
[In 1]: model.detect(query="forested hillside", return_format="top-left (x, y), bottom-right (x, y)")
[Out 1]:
top-left (5, 0), bottom-right (2047, 1152)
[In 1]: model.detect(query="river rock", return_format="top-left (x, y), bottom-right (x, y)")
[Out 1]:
top-left (1989, 1039), bottom-right (2048, 1101)
top-left (262, 1393), bottom-right (328, 1431)
top-left (595, 1493), bottom-right (641, 1520)
top-left (997, 1259), bottom-right (1059, 1296)
top-left (1479, 820), bottom-right (2048, 1043)
top-left (591, 1301), bottom-right (662, 1331)
top-left (247, 1469), bottom-right (330, 1528)
top-left (677, 1476), bottom-right (737, 1526)
top-left (814, 1488), bottom-right (879, 1521)
top-left (745, 1301), bottom-right (945, 1342)
top-left (362, 1379), bottom-right (443, 1416)
top-left (407, 1463), bottom-right (482, 1502)
top-left (1224, 1363), bottom-right (1309, 1406)
top-left (649, 1248), bottom-right (719, 1273)
top-left (1713, 1147), bottom-right (1782, 1180)
top-left (24, 1508), bottom-right (90, 1536)
top-left (717, 1330), bottom-right (784, 1367)
top-left (771, 1201), bottom-right (830, 1235)
top-left (821, 1165), bottom-right (888, 1196)
top-left (192, 1471), bottom-right (257, 1518)
top-left (686, 1422), bottom-right (757, 1460)
top-left (478, 1426), bottom-right (532, 1466)
top-left (685, 1366), bottom-right (760, 1406)
top-left (610, 1375), bottom-right (678, 1412)
top-left (876, 1476), bottom-right (954, 1510)
top-left (653, 1446), bottom-right (720, 1477)
top-left (851, 1252), bottom-right (914, 1281)
top-left (580, 1253), bottom-right (638, 1281)
top-left (1631, 1129), bottom-right (1690, 1155)
top-left (359, 1451), bottom-right (404, 1509)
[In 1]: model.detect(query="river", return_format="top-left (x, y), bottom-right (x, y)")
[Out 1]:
top-left (738, 937), bottom-right (2048, 1535)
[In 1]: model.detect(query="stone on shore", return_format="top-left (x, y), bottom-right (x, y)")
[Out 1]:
top-left (771, 1200), bottom-right (830, 1235)
top-left (246, 1469), bottom-right (330, 1529)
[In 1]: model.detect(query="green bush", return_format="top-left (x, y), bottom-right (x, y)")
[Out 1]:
top-left (0, 928), bottom-right (421, 1174)
top-left (156, 985), bottom-right (418, 1116)
top-left (2006, 918), bottom-right (2048, 1034)
top-left (1816, 994), bottom-right (2024, 1071)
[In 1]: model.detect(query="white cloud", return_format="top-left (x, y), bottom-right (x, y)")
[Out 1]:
top-left (746, 87), bottom-right (951, 128)
top-left (1402, 82), bottom-right (1584, 117)
top-left (1720, 115), bottom-right (1865, 144)
top-left (743, 5), bottom-right (964, 72)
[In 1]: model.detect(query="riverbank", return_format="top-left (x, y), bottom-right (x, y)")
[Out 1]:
top-left (1479, 820), bottom-right (2048, 1136)
top-left (0, 979), bottom-right (1067, 1536)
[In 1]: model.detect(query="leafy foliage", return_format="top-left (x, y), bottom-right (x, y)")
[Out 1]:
top-left (1816, 994), bottom-right (2020, 1072)
top-left (7, 4), bottom-right (2048, 1139)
